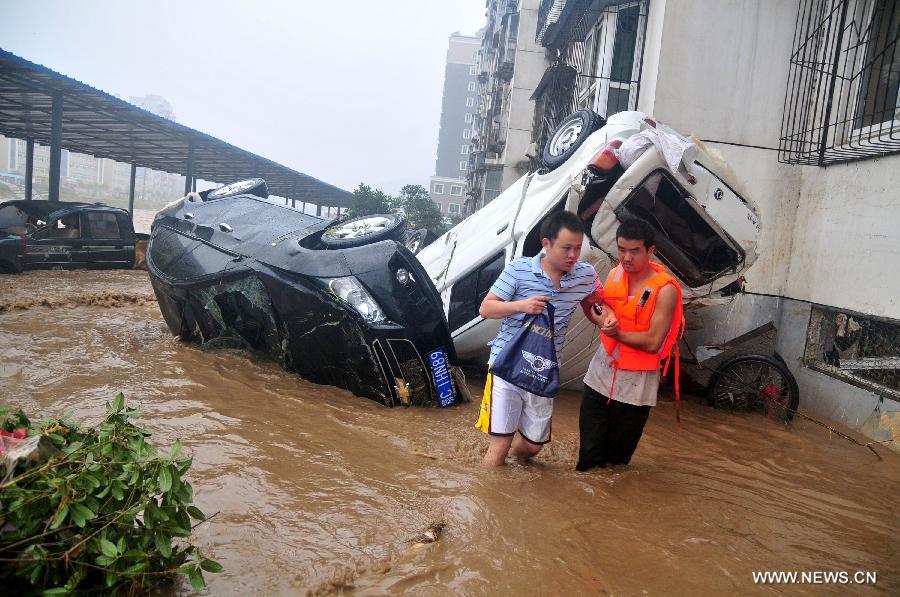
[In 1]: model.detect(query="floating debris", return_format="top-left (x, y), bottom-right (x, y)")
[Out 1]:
top-left (410, 521), bottom-right (446, 549)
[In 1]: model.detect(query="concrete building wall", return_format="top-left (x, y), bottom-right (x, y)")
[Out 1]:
top-left (499, 2), bottom-right (549, 189)
top-left (637, 0), bottom-right (900, 446)
top-left (789, 157), bottom-right (900, 318)
top-left (634, 0), bottom-right (666, 117)
top-left (645, 0), bottom-right (800, 297)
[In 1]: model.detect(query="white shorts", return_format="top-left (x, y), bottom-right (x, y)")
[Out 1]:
top-left (488, 374), bottom-right (554, 444)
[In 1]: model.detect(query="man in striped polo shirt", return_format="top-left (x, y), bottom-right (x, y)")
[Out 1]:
top-left (475, 211), bottom-right (609, 467)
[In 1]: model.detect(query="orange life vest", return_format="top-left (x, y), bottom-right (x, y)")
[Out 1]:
top-left (600, 262), bottom-right (686, 420)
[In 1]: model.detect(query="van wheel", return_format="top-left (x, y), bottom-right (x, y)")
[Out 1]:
top-left (542, 110), bottom-right (606, 171)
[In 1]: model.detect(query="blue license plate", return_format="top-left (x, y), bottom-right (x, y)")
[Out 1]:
top-left (428, 348), bottom-right (456, 407)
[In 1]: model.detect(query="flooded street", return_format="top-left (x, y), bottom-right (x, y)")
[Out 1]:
top-left (1, 270), bottom-right (897, 595)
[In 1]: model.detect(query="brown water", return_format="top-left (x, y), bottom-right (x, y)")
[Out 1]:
top-left (1, 270), bottom-right (897, 596)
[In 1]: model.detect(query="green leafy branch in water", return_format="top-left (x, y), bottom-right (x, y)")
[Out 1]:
top-left (0, 393), bottom-right (222, 594)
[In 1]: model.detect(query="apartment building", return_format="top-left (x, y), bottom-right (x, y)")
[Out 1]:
top-left (430, 32), bottom-right (481, 221)
top-left (465, 0), bottom-right (550, 215)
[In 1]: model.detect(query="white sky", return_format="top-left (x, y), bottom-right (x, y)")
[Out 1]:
top-left (2, 0), bottom-right (487, 194)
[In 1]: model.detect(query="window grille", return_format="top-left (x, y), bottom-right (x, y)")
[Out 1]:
top-left (804, 305), bottom-right (900, 400)
top-left (779, 0), bottom-right (900, 165)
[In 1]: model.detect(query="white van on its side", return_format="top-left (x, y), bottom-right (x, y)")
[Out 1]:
top-left (417, 110), bottom-right (761, 388)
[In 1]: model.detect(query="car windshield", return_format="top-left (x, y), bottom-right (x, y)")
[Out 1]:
top-left (614, 170), bottom-right (743, 287)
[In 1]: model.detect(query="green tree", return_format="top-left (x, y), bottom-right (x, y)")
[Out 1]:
top-left (396, 184), bottom-right (443, 233)
top-left (346, 183), bottom-right (394, 218)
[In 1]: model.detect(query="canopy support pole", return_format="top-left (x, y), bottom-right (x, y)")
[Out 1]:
top-left (128, 163), bottom-right (137, 215)
top-left (184, 142), bottom-right (194, 195)
top-left (48, 92), bottom-right (63, 202)
top-left (24, 138), bottom-right (34, 201)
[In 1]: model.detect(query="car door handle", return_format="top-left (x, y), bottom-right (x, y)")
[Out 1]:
top-left (219, 223), bottom-right (233, 233)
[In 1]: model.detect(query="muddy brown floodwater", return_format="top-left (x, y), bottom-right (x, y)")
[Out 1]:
top-left (1, 270), bottom-right (898, 595)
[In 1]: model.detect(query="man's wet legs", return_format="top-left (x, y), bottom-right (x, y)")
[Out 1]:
top-left (577, 385), bottom-right (613, 471)
top-left (510, 435), bottom-right (542, 461)
top-left (482, 434), bottom-right (542, 467)
top-left (482, 434), bottom-right (514, 467)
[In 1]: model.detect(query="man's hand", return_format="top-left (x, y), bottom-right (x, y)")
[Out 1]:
top-left (583, 299), bottom-right (616, 327)
top-left (601, 315), bottom-right (619, 337)
top-left (517, 295), bottom-right (550, 315)
top-left (480, 292), bottom-right (549, 319)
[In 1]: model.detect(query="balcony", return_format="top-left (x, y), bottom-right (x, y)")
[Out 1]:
top-left (470, 150), bottom-right (486, 172)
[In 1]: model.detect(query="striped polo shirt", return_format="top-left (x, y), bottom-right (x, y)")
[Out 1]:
top-left (487, 253), bottom-right (600, 365)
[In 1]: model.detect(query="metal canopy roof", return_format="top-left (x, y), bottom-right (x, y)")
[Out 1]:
top-left (0, 48), bottom-right (351, 207)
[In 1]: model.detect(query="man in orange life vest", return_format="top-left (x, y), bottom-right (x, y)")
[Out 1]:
top-left (577, 219), bottom-right (683, 470)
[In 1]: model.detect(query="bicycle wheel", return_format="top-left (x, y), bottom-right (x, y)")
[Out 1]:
top-left (707, 353), bottom-right (800, 421)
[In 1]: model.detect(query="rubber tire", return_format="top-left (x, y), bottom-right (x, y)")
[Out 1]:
top-left (706, 353), bottom-right (800, 421)
top-left (541, 109), bottom-right (606, 171)
top-left (206, 178), bottom-right (268, 201)
top-left (321, 213), bottom-right (406, 249)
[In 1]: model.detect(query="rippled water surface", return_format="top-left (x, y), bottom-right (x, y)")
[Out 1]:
top-left (1, 270), bottom-right (897, 595)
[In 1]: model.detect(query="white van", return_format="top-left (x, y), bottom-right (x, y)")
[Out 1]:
top-left (417, 110), bottom-right (762, 387)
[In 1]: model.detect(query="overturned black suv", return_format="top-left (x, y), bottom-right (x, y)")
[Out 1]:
top-left (146, 178), bottom-right (464, 408)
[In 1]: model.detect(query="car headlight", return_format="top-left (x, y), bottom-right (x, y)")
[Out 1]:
top-left (326, 276), bottom-right (386, 323)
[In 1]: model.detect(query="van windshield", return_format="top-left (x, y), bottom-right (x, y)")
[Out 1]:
top-left (614, 171), bottom-right (743, 287)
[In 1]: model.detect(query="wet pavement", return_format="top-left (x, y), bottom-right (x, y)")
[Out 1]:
top-left (0, 270), bottom-right (897, 595)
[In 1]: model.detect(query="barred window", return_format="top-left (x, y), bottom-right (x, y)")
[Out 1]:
top-left (804, 305), bottom-right (900, 400)
top-left (780, 0), bottom-right (900, 165)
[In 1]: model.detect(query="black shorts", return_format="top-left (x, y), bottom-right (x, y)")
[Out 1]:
top-left (576, 384), bottom-right (651, 471)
